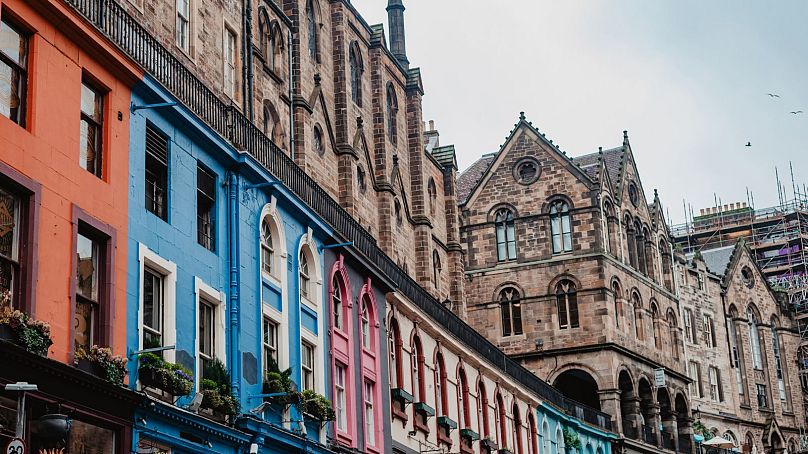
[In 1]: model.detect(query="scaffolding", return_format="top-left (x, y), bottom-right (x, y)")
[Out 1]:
top-left (671, 166), bottom-right (808, 447)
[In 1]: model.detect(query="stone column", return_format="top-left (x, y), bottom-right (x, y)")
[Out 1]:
top-left (660, 409), bottom-right (678, 451)
top-left (598, 388), bottom-right (621, 432)
top-left (677, 416), bottom-right (694, 454)
top-left (619, 396), bottom-right (642, 440)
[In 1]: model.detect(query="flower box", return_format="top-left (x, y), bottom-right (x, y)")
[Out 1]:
top-left (0, 323), bottom-right (16, 341)
top-left (460, 428), bottom-right (479, 441)
top-left (76, 358), bottom-right (104, 377)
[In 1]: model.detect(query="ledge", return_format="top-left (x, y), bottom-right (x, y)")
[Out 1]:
top-left (460, 428), bottom-right (479, 441)
top-left (414, 401), bottom-right (435, 417)
top-left (391, 387), bottom-right (414, 403)
top-left (437, 415), bottom-right (457, 429)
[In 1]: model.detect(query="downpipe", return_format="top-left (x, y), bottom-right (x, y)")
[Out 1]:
top-left (227, 172), bottom-right (241, 397)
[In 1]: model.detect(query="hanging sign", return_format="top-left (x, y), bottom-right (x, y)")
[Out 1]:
top-left (654, 368), bottom-right (666, 388)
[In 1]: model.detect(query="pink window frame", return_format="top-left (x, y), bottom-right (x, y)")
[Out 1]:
top-left (358, 278), bottom-right (383, 454)
top-left (329, 255), bottom-right (356, 446)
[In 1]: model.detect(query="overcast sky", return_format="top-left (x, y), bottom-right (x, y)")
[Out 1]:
top-left (350, 0), bottom-right (808, 224)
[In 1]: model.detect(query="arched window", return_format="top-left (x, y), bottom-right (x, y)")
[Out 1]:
top-left (299, 249), bottom-right (310, 300)
top-left (434, 353), bottom-right (448, 417)
top-left (651, 302), bottom-right (660, 349)
top-left (556, 280), bottom-right (579, 329)
top-left (263, 101), bottom-right (285, 149)
top-left (632, 293), bottom-right (643, 340)
top-left (313, 124), bottom-right (324, 155)
top-left (394, 199), bottom-right (402, 226)
top-left (500, 287), bottom-right (523, 337)
top-left (513, 403), bottom-right (524, 454)
top-left (412, 335), bottom-right (425, 403)
top-left (667, 310), bottom-right (679, 359)
top-left (386, 83), bottom-right (398, 144)
top-left (331, 275), bottom-right (343, 331)
top-left (747, 307), bottom-right (763, 369)
top-left (612, 280), bottom-right (622, 329)
top-left (349, 43), bottom-right (363, 106)
top-left (556, 427), bottom-right (566, 454)
top-left (635, 221), bottom-right (647, 274)
top-left (458, 368), bottom-right (471, 429)
top-left (389, 319), bottom-right (403, 388)
top-left (258, 9), bottom-right (271, 63)
top-left (306, 0), bottom-right (318, 61)
top-left (771, 320), bottom-right (787, 401)
top-left (260, 215), bottom-right (274, 276)
top-left (542, 421), bottom-right (550, 454)
top-left (550, 200), bottom-right (572, 253)
top-left (361, 295), bottom-right (373, 351)
top-left (427, 178), bottom-right (437, 216)
top-left (495, 208), bottom-right (517, 261)
top-left (528, 413), bottom-right (538, 454)
top-left (495, 392), bottom-right (506, 448)
top-left (625, 216), bottom-right (637, 268)
top-left (478, 381), bottom-right (490, 440)
top-left (727, 306), bottom-right (747, 400)
top-left (433, 250), bottom-right (441, 290)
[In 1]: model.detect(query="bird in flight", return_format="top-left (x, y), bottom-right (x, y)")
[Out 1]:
top-left (746, 142), bottom-right (752, 147)
top-left (790, 110), bottom-right (803, 114)
top-left (767, 93), bottom-right (781, 98)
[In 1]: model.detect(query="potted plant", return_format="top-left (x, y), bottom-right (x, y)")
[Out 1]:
top-left (138, 352), bottom-right (193, 398)
top-left (563, 427), bottom-right (582, 452)
top-left (299, 389), bottom-right (335, 422)
top-left (0, 305), bottom-right (53, 356)
top-left (199, 358), bottom-right (239, 422)
top-left (75, 345), bottom-right (129, 386)
top-left (262, 359), bottom-right (301, 409)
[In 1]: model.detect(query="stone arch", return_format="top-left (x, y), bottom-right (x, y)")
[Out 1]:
top-left (488, 202), bottom-right (519, 222)
top-left (541, 193), bottom-right (575, 213)
top-left (618, 368), bottom-right (639, 439)
top-left (637, 377), bottom-right (656, 443)
top-left (552, 367), bottom-right (601, 411)
top-left (547, 273), bottom-right (583, 294)
top-left (674, 392), bottom-right (691, 453)
top-left (657, 387), bottom-right (675, 450)
top-left (611, 277), bottom-right (624, 329)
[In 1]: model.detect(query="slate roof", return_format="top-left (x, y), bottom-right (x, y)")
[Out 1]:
top-left (571, 146), bottom-right (625, 188)
top-left (456, 153), bottom-right (496, 205)
top-left (686, 245), bottom-right (735, 276)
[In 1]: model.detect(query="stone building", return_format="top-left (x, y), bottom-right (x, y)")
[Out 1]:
top-left (677, 242), bottom-right (804, 453)
top-left (116, 0), bottom-right (464, 305)
top-left (457, 115), bottom-right (692, 453)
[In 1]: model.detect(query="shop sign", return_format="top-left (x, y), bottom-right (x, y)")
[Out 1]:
top-left (5, 438), bottom-right (24, 454)
top-left (654, 367), bottom-right (666, 388)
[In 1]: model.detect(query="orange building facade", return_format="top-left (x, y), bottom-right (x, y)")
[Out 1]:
top-left (0, 0), bottom-right (142, 450)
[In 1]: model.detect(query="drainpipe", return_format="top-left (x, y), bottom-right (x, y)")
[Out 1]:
top-left (245, 0), bottom-right (254, 121)
top-left (288, 28), bottom-right (295, 160)
top-left (228, 172), bottom-right (241, 397)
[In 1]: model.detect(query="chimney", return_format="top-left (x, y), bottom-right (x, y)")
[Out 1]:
top-left (387, 0), bottom-right (409, 68)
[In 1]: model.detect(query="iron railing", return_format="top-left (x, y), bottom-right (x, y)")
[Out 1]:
top-left (63, 0), bottom-right (613, 431)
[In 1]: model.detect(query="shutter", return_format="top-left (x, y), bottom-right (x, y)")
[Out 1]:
top-left (145, 125), bottom-right (168, 163)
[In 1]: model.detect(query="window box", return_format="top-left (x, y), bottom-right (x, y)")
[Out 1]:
top-left (460, 428), bottom-right (480, 441)
top-left (414, 401), bottom-right (435, 417)
top-left (437, 415), bottom-right (457, 430)
top-left (139, 353), bottom-right (193, 400)
top-left (300, 389), bottom-right (336, 422)
top-left (0, 309), bottom-right (53, 356)
top-left (74, 346), bottom-right (128, 386)
top-left (391, 387), bottom-right (414, 403)
top-left (481, 438), bottom-right (499, 452)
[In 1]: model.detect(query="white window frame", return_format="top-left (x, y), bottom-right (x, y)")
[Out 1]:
top-left (223, 24), bottom-right (237, 100)
top-left (262, 315), bottom-right (278, 373)
top-left (301, 340), bottom-right (315, 391)
top-left (683, 309), bottom-right (693, 343)
top-left (703, 314), bottom-right (714, 348)
top-left (335, 363), bottom-right (347, 432)
top-left (708, 367), bottom-right (719, 401)
top-left (364, 380), bottom-right (376, 447)
top-left (175, 0), bottom-right (191, 54)
top-left (194, 277), bottom-right (226, 391)
top-left (138, 244), bottom-right (177, 364)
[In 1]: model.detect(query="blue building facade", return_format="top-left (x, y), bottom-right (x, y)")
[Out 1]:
top-left (537, 402), bottom-right (616, 454)
top-left (126, 76), bottom-right (335, 454)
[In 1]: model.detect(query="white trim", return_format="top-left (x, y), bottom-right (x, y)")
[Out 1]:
top-left (137, 243), bottom-right (177, 364)
top-left (194, 276), bottom-right (226, 391)
top-left (258, 202), bottom-right (289, 371)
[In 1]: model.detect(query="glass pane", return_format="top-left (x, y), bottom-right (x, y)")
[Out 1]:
top-left (507, 241), bottom-right (516, 259)
top-left (0, 187), bottom-right (18, 259)
top-left (74, 299), bottom-right (94, 352)
top-left (552, 235), bottom-right (562, 253)
top-left (68, 419), bottom-right (116, 454)
top-left (0, 21), bottom-right (24, 65)
top-left (143, 270), bottom-right (161, 335)
top-left (79, 120), bottom-right (99, 173)
top-left (500, 303), bottom-right (511, 336)
top-left (0, 63), bottom-right (20, 120)
top-left (76, 233), bottom-right (99, 301)
top-left (497, 243), bottom-right (506, 261)
top-left (563, 232), bottom-right (572, 251)
top-left (81, 83), bottom-right (99, 118)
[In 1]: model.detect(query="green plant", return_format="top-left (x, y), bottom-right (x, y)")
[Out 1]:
top-left (138, 352), bottom-right (194, 396)
top-left (199, 359), bottom-right (239, 416)
top-left (263, 364), bottom-right (301, 407)
top-left (0, 307), bottom-right (53, 356)
top-left (692, 420), bottom-right (711, 439)
top-left (563, 427), bottom-right (582, 451)
top-left (300, 389), bottom-right (335, 422)
top-left (75, 345), bottom-right (129, 386)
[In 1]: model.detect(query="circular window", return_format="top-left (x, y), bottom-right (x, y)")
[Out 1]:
top-left (513, 158), bottom-right (540, 185)
top-left (628, 182), bottom-right (639, 206)
top-left (313, 125), bottom-right (324, 155)
top-left (741, 266), bottom-right (754, 288)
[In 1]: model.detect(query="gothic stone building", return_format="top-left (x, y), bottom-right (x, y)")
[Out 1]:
top-left (117, 0), bottom-right (464, 305)
top-left (457, 115), bottom-right (692, 453)
top-left (677, 242), bottom-right (804, 453)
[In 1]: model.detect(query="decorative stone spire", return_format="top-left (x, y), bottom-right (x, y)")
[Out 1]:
top-left (387, 0), bottom-right (409, 68)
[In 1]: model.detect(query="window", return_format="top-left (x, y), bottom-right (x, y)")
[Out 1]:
top-left (145, 125), bottom-right (169, 220)
top-left (747, 307), bottom-right (763, 369)
top-left (394, 199), bottom-right (402, 226)
top-left (478, 382), bottom-right (490, 439)
top-left (364, 380), bottom-right (376, 447)
top-left (79, 80), bottom-right (104, 177)
top-left (386, 83), bottom-right (398, 144)
top-left (683, 309), bottom-right (694, 343)
top-left (632, 293), bottom-right (643, 340)
top-left (412, 336), bottom-right (424, 402)
top-left (224, 27), bottom-right (237, 99)
top-left (361, 296), bottom-right (371, 349)
top-left (335, 364), bottom-right (347, 431)
top-left (196, 165), bottom-right (216, 251)
top-left (515, 160), bottom-right (538, 184)
top-left (550, 200), bottom-right (572, 253)
top-left (458, 369), bottom-right (470, 429)
top-left (427, 179), bottom-right (437, 216)
top-left (332, 276), bottom-right (343, 330)
top-left (357, 166), bottom-right (367, 193)
top-left (75, 231), bottom-right (102, 351)
top-left (349, 43), bottom-right (362, 106)
top-left (556, 280), bottom-right (579, 329)
top-left (772, 326), bottom-right (786, 400)
top-left (499, 287), bottom-right (523, 337)
top-left (432, 250), bottom-right (441, 290)
top-left (741, 266), bottom-right (754, 288)
top-left (199, 298), bottom-right (215, 376)
top-left (262, 317), bottom-right (277, 373)
top-left (176, 0), bottom-right (190, 52)
top-left (260, 216), bottom-right (274, 276)
top-left (688, 361), bottom-right (702, 398)
top-left (651, 303), bottom-right (660, 349)
top-left (728, 316), bottom-right (743, 394)
top-left (756, 384), bottom-right (768, 408)
top-left (628, 182), bottom-right (638, 206)
top-left (495, 208), bottom-right (517, 261)
top-left (495, 393), bottom-right (506, 447)
top-left (299, 250), bottom-right (310, 300)
top-left (435, 354), bottom-right (447, 417)
top-left (0, 18), bottom-right (28, 126)
top-left (0, 186), bottom-right (24, 310)
top-left (697, 272), bottom-right (705, 290)
top-left (513, 404), bottom-right (523, 454)
top-left (389, 319), bottom-right (403, 388)
top-left (313, 125), bottom-right (324, 155)
top-left (142, 268), bottom-right (164, 349)
top-left (702, 314), bottom-right (715, 348)
top-left (301, 342), bottom-right (314, 391)
top-left (306, 0), bottom-right (318, 61)
top-left (708, 367), bottom-right (721, 401)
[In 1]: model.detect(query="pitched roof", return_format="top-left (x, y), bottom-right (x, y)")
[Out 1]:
top-left (687, 245), bottom-right (735, 276)
top-left (457, 153), bottom-right (496, 204)
top-left (571, 146), bottom-right (625, 188)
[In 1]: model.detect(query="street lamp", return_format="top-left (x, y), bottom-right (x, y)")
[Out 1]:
top-left (5, 382), bottom-right (38, 439)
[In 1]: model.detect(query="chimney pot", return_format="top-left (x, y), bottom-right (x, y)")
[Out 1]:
top-left (387, 0), bottom-right (409, 68)
top-left (429, 120), bottom-right (435, 131)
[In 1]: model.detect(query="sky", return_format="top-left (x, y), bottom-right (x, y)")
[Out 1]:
top-left (349, 0), bottom-right (808, 224)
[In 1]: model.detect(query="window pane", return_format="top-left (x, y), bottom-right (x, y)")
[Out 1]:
top-left (500, 302), bottom-right (512, 337)
top-left (0, 21), bottom-right (25, 65)
top-left (143, 269), bottom-right (163, 347)
top-left (74, 299), bottom-right (95, 352)
top-left (512, 302), bottom-right (522, 335)
top-left (76, 233), bottom-right (99, 301)
top-left (80, 83), bottom-right (101, 119)
top-left (0, 187), bottom-right (20, 307)
top-left (145, 125), bottom-right (169, 220)
top-left (196, 165), bottom-right (216, 251)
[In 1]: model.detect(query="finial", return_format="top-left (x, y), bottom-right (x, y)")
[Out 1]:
top-left (357, 116), bottom-right (363, 128)
top-left (314, 73), bottom-right (321, 86)
top-left (393, 154), bottom-right (399, 165)
top-left (623, 130), bottom-right (629, 144)
top-left (654, 188), bottom-right (658, 198)
top-left (519, 111), bottom-right (526, 121)
top-left (598, 146), bottom-right (603, 154)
